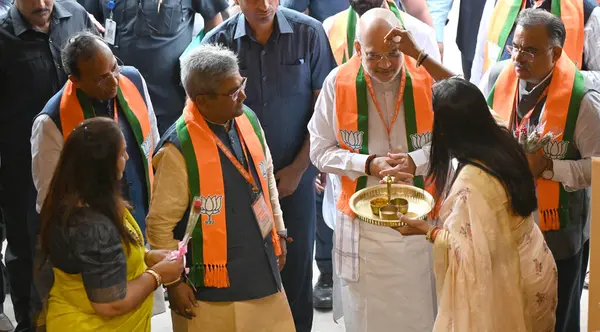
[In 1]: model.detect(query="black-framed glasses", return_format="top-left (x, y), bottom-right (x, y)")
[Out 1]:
top-left (203, 77), bottom-right (247, 101)
top-left (506, 45), bottom-right (553, 63)
top-left (95, 56), bottom-right (124, 86)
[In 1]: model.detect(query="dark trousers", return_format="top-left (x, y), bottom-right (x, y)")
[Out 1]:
top-left (554, 240), bottom-right (589, 332)
top-left (461, 56), bottom-right (474, 81)
top-left (0, 179), bottom-right (39, 332)
top-left (315, 192), bottom-right (333, 276)
top-left (279, 179), bottom-right (316, 332)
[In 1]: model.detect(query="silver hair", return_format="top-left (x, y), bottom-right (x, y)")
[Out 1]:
top-left (516, 8), bottom-right (566, 47)
top-left (180, 44), bottom-right (239, 98)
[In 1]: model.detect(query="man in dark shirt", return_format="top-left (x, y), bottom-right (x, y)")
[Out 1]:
top-left (202, 2), bottom-right (336, 331)
top-left (79, 0), bottom-right (229, 134)
top-left (0, 0), bottom-right (95, 329)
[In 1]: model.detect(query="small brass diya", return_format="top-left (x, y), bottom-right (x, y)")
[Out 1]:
top-left (389, 198), bottom-right (409, 214)
top-left (379, 205), bottom-right (399, 220)
top-left (369, 197), bottom-right (388, 215)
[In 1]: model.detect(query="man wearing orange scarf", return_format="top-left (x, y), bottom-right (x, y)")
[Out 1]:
top-left (480, 10), bottom-right (600, 332)
top-left (146, 44), bottom-right (294, 332)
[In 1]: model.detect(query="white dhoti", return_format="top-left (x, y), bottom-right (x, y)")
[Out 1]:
top-left (338, 221), bottom-right (437, 332)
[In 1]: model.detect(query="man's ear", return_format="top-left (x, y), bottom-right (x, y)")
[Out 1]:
top-left (354, 41), bottom-right (362, 58)
top-left (551, 46), bottom-right (562, 63)
top-left (69, 75), bottom-right (80, 88)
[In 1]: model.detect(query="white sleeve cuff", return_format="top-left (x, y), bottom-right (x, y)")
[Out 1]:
top-left (409, 149), bottom-right (429, 176)
top-left (350, 153), bottom-right (370, 175)
top-left (551, 159), bottom-right (570, 184)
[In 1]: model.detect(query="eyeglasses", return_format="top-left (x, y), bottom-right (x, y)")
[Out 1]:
top-left (506, 45), bottom-right (552, 63)
top-left (365, 49), bottom-right (402, 63)
top-left (204, 77), bottom-right (247, 101)
top-left (95, 57), bottom-right (124, 86)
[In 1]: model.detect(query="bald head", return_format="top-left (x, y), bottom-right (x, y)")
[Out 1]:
top-left (355, 8), bottom-right (404, 83)
top-left (356, 8), bottom-right (401, 45)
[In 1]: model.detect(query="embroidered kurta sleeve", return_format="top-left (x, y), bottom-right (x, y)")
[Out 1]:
top-left (31, 114), bottom-right (64, 213)
top-left (139, 73), bottom-right (160, 148)
top-left (308, 69), bottom-right (370, 180)
top-left (146, 144), bottom-right (190, 250)
top-left (261, 127), bottom-right (285, 231)
top-left (551, 90), bottom-right (600, 191)
top-left (583, 8), bottom-right (600, 85)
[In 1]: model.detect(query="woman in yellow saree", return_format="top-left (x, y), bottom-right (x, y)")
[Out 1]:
top-left (395, 78), bottom-right (557, 331)
top-left (35, 118), bottom-right (183, 331)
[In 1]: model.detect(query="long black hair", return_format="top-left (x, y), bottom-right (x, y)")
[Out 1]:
top-left (427, 77), bottom-right (537, 217)
top-left (40, 117), bottom-right (135, 255)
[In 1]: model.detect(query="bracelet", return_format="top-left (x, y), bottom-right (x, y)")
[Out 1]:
top-left (417, 53), bottom-right (429, 67)
top-left (144, 269), bottom-right (162, 290)
top-left (164, 277), bottom-right (182, 288)
top-left (416, 49), bottom-right (425, 64)
top-left (365, 154), bottom-right (377, 176)
top-left (425, 226), bottom-right (440, 243)
top-left (430, 227), bottom-right (441, 243)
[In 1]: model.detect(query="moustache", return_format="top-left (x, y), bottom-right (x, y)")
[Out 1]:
top-left (513, 62), bottom-right (528, 70)
top-left (32, 7), bottom-right (50, 14)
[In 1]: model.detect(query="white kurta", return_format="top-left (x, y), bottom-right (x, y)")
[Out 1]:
top-left (308, 66), bottom-right (436, 332)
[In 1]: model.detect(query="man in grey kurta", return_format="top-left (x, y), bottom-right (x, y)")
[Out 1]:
top-left (79, 0), bottom-right (229, 134)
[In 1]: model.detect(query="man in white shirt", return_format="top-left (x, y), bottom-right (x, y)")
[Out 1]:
top-left (479, 9), bottom-right (600, 332)
top-left (322, 0), bottom-right (440, 66)
top-left (471, 0), bottom-right (600, 85)
top-left (308, 8), bottom-right (437, 332)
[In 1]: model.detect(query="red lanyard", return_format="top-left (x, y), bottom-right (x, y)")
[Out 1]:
top-left (363, 67), bottom-right (406, 139)
top-left (513, 85), bottom-right (549, 132)
top-left (209, 123), bottom-right (259, 192)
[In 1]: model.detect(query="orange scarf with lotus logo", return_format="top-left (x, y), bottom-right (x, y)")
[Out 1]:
top-left (334, 54), bottom-right (433, 216)
top-left (175, 101), bottom-right (282, 288)
top-left (486, 51), bottom-right (585, 231)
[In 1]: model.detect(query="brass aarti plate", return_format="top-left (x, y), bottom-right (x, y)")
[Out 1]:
top-left (349, 178), bottom-right (435, 227)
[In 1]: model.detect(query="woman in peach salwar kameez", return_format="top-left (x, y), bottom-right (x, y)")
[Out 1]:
top-left (396, 78), bottom-right (557, 331)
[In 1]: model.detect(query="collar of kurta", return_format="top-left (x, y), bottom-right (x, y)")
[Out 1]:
top-left (234, 9), bottom-right (294, 40)
top-left (10, 2), bottom-right (72, 36)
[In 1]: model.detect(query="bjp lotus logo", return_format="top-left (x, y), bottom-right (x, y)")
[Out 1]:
top-left (258, 160), bottom-right (268, 180)
top-left (340, 130), bottom-right (364, 151)
top-left (542, 141), bottom-right (569, 160)
top-left (410, 132), bottom-right (432, 150)
top-left (141, 136), bottom-right (151, 159)
top-left (199, 195), bottom-right (223, 225)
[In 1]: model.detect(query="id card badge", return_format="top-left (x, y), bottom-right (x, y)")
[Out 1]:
top-left (104, 19), bottom-right (117, 45)
top-left (252, 193), bottom-right (274, 239)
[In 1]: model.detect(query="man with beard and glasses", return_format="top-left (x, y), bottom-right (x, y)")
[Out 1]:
top-left (200, 1), bottom-right (337, 331)
top-left (146, 44), bottom-right (294, 332)
top-left (0, 0), bottom-right (96, 329)
top-left (308, 8), bottom-right (438, 332)
top-left (480, 9), bottom-right (600, 332)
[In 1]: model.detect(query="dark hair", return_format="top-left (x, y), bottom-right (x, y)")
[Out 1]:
top-left (61, 31), bottom-right (107, 77)
top-left (40, 117), bottom-right (135, 255)
top-left (350, 0), bottom-right (384, 16)
top-left (516, 8), bottom-right (566, 47)
top-left (427, 78), bottom-right (537, 217)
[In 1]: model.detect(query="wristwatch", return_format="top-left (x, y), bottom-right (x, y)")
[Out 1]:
top-left (541, 159), bottom-right (554, 180)
top-left (277, 229), bottom-right (288, 238)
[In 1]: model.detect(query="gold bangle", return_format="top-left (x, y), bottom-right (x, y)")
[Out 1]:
top-left (144, 269), bottom-right (162, 289)
top-left (425, 226), bottom-right (438, 243)
top-left (164, 277), bottom-right (182, 288)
